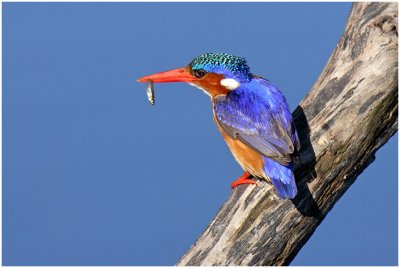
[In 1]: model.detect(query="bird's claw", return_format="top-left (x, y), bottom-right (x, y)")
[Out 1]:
top-left (231, 172), bottom-right (258, 190)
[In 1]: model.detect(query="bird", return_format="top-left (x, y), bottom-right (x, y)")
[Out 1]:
top-left (137, 53), bottom-right (300, 199)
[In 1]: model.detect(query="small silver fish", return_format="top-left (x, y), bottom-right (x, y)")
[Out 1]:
top-left (146, 80), bottom-right (155, 105)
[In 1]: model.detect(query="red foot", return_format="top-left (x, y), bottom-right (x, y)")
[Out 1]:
top-left (231, 172), bottom-right (257, 190)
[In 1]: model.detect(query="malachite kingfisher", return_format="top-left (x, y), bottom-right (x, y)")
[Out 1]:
top-left (137, 53), bottom-right (300, 199)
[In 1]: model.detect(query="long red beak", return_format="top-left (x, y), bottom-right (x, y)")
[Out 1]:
top-left (137, 67), bottom-right (196, 83)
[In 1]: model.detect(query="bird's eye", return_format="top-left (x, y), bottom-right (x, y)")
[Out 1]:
top-left (193, 69), bottom-right (207, 79)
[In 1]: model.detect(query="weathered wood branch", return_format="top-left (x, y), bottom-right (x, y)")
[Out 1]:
top-left (177, 2), bottom-right (398, 266)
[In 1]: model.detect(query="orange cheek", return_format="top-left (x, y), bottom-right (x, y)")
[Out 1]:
top-left (192, 73), bottom-right (229, 97)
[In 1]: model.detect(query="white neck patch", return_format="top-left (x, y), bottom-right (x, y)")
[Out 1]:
top-left (189, 83), bottom-right (211, 97)
top-left (220, 78), bottom-right (240, 90)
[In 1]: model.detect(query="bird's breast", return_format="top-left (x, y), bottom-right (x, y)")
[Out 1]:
top-left (213, 112), bottom-right (266, 179)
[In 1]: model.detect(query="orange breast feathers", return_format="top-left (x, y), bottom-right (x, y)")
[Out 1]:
top-left (213, 113), bottom-right (266, 179)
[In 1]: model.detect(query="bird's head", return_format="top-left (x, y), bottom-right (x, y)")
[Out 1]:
top-left (137, 53), bottom-right (252, 97)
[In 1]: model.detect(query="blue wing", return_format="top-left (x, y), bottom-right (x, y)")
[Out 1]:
top-left (213, 78), bottom-right (299, 166)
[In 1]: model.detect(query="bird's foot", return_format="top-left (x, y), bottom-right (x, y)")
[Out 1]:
top-left (231, 172), bottom-right (257, 190)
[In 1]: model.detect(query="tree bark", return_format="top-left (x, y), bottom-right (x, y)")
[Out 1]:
top-left (177, 2), bottom-right (398, 266)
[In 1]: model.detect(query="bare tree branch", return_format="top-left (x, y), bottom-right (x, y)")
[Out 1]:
top-left (177, 2), bottom-right (398, 266)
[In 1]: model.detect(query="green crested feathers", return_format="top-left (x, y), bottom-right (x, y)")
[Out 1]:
top-left (190, 53), bottom-right (251, 80)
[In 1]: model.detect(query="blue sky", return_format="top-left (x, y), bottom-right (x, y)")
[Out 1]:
top-left (3, 2), bottom-right (397, 266)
